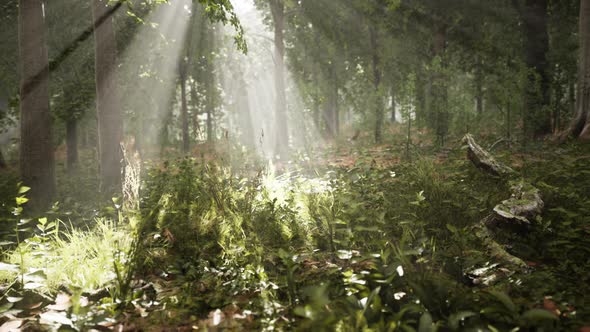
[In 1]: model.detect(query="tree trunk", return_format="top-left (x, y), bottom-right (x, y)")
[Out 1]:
top-left (570, 0), bottom-right (590, 139)
top-left (0, 149), bottom-right (6, 169)
top-left (238, 79), bottom-right (254, 147)
top-left (66, 118), bottom-right (78, 172)
top-left (179, 63), bottom-right (190, 153)
top-left (415, 73), bottom-right (426, 127)
top-left (370, 26), bottom-right (383, 144)
top-left (390, 86), bottom-right (396, 123)
top-left (19, 0), bottom-right (55, 208)
top-left (206, 80), bottom-right (214, 144)
top-left (270, 0), bottom-right (289, 157)
top-left (331, 66), bottom-right (340, 136)
top-left (92, 0), bottom-right (122, 194)
top-left (522, 0), bottom-right (551, 139)
top-left (432, 23), bottom-right (448, 146)
top-left (190, 80), bottom-right (201, 139)
top-left (475, 61), bottom-right (484, 119)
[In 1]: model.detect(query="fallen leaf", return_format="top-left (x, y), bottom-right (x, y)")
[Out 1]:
top-left (47, 293), bottom-right (71, 311)
top-left (0, 319), bottom-right (23, 331)
top-left (39, 311), bottom-right (73, 326)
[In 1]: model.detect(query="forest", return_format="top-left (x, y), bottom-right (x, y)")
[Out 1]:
top-left (0, 0), bottom-right (589, 330)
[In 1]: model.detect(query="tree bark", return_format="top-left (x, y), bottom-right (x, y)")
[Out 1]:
top-left (92, 0), bottom-right (122, 194)
top-left (66, 118), bottom-right (78, 172)
top-left (270, 0), bottom-right (289, 157)
top-left (432, 23), bottom-right (448, 147)
top-left (522, 0), bottom-right (551, 139)
top-left (19, 0), bottom-right (55, 208)
top-left (475, 62), bottom-right (484, 118)
top-left (569, 0), bottom-right (590, 139)
top-left (390, 86), bottom-right (396, 123)
top-left (370, 26), bottom-right (383, 144)
top-left (179, 62), bottom-right (190, 153)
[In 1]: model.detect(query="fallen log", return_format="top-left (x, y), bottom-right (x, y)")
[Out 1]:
top-left (462, 134), bottom-right (544, 284)
top-left (463, 134), bottom-right (515, 177)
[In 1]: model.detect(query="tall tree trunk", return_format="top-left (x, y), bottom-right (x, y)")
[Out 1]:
top-left (206, 77), bottom-right (214, 144)
top-left (66, 118), bottom-right (78, 172)
top-left (270, 0), bottom-right (289, 157)
top-left (415, 72), bottom-right (426, 127)
top-left (0, 149), bottom-right (6, 169)
top-left (19, 0), bottom-right (55, 208)
top-left (370, 26), bottom-right (383, 144)
top-left (390, 86), bottom-right (396, 123)
top-left (179, 62), bottom-right (190, 153)
top-left (92, 0), bottom-right (122, 194)
top-left (331, 65), bottom-right (340, 136)
top-left (432, 23), bottom-right (448, 146)
top-left (475, 60), bottom-right (484, 119)
top-left (238, 78), bottom-right (254, 147)
top-left (569, 0), bottom-right (590, 139)
top-left (522, 0), bottom-right (551, 139)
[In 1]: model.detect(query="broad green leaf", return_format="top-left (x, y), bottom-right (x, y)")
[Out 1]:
top-left (15, 196), bottom-right (28, 205)
top-left (487, 290), bottom-right (516, 313)
top-left (418, 312), bottom-right (434, 332)
top-left (18, 186), bottom-right (31, 194)
top-left (520, 308), bottom-right (558, 321)
top-left (448, 311), bottom-right (476, 330)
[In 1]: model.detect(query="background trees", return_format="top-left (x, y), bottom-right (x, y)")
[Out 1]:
top-left (18, 0), bottom-right (55, 208)
top-left (0, 0), bottom-right (588, 206)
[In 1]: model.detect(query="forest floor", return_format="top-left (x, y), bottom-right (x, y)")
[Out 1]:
top-left (0, 134), bottom-right (590, 331)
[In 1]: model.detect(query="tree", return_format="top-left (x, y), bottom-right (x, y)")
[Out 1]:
top-left (516, 0), bottom-right (551, 138)
top-left (179, 59), bottom-right (190, 153)
top-left (92, 0), bottom-right (123, 194)
top-left (270, 0), bottom-right (289, 157)
top-left (18, 0), bottom-right (55, 208)
top-left (568, 0), bottom-right (590, 139)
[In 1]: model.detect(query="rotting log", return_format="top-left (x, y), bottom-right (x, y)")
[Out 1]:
top-left (492, 182), bottom-right (544, 226)
top-left (463, 134), bottom-right (544, 284)
top-left (463, 134), bottom-right (515, 176)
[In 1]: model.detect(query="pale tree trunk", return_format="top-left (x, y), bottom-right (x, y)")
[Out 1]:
top-left (390, 86), bottom-right (396, 123)
top-left (19, 0), bottom-right (55, 208)
top-left (92, 0), bottom-right (122, 194)
top-left (270, 0), bottom-right (289, 157)
top-left (179, 62), bottom-right (190, 153)
top-left (370, 26), bottom-right (383, 144)
top-left (570, 0), bottom-right (590, 139)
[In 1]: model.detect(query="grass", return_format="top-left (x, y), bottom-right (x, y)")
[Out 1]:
top-left (0, 140), bottom-right (588, 330)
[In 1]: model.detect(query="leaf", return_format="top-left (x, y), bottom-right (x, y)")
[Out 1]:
top-left (6, 297), bottom-right (23, 303)
top-left (24, 269), bottom-right (47, 283)
top-left (0, 319), bottom-right (22, 330)
top-left (520, 308), bottom-right (558, 322)
top-left (0, 262), bottom-right (19, 273)
top-left (487, 290), bottom-right (516, 313)
top-left (418, 311), bottom-right (434, 332)
top-left (23, 282), bottom-right (44, 290)
top-left (0, 302), bottom-right (13, 314)
top-left (15, 196), bottom-right (28, 205)
top-left (448, 311), bottom-right (477, 330)
top-left (39, 311), bottom-right (73, 326)
top-left (18, 186), bottom-right (31, 194)
top-left (446, 223), bottom-right (458, 234)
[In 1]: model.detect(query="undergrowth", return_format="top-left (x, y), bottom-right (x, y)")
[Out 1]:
top-left (0, 142), bottom-right (588, 330)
